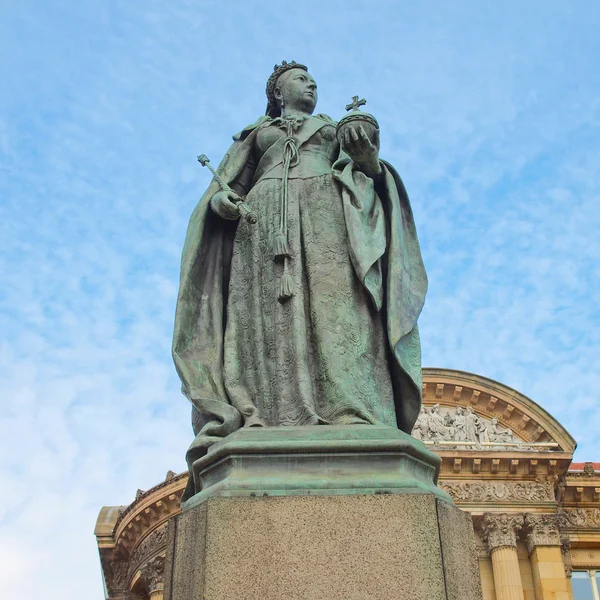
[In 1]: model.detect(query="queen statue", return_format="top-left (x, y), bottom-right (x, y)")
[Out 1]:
top-left (172, 61), bottom-right (428, 500)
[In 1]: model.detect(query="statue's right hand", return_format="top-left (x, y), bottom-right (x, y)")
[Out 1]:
top-left (210, 190), bottom-right (241, 220)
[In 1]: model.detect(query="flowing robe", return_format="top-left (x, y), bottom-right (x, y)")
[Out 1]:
top-left (173, 115), bottom-right (427, 500)
top-left (453, 410), bottom-right (467, 442)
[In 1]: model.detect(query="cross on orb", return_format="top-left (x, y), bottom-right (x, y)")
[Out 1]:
top-left (345, 95), bottom-right (367, 112)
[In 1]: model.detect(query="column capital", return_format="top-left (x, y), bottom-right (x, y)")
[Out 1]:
top-left (482, 513), bottom-right (524, 552)
top-left (524, 513), bottom-right (562, 554)
top-left (140, 555), bottom-right (165, 594)
top-left (105, 560), bottom-right (130, 599)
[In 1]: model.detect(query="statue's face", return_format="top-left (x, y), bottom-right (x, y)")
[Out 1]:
top-left (275, 68), bottom-right (318, 113)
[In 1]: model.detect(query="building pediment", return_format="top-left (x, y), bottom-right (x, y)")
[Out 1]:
top-left (421, 368), bottom-right (576, 453)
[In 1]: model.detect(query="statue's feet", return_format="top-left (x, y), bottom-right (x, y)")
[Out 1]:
top-left (244, 415), bottom-right (267, 428)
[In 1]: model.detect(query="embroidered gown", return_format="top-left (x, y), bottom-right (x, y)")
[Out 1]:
top-left (222, 116), bottom-right (396, 427)
top-left (173, 112), bottom-right (427, 500)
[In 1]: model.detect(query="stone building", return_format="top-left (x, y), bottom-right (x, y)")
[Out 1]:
top-left (95, 368), bottom-right (600, 600)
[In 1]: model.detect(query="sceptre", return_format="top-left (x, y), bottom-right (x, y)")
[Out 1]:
top-left (197, 154), bottom-right (257, 224)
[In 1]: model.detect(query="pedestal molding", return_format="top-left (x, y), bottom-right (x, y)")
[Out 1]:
top-left (184, 426), bottom-right (451, 510)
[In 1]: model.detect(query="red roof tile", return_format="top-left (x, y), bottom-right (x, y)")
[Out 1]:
top-left (569, 462), bottom-right (600, 470)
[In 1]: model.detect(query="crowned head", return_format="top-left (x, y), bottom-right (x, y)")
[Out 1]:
top-left (266, 61), bottom-right (317, 117)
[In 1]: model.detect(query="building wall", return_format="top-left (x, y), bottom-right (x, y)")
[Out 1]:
top-left (95, 370), bottom-right (600, 600)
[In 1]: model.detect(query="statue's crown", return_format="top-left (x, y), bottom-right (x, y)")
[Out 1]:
top-left (265, 60), bottom-right (308, 117)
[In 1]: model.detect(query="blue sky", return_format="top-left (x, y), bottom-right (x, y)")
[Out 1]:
top-left (1, 1), bottom-right (599, 597)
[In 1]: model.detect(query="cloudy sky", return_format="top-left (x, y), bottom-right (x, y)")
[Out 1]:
top-left (1, 1), bottom-right (599, 597)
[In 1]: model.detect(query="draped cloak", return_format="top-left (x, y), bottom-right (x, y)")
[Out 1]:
top-left (172, 116), bottom-right (428, 501)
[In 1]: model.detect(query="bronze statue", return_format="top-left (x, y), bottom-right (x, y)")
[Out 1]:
top-left (173, 61), bottom-right (427, 500)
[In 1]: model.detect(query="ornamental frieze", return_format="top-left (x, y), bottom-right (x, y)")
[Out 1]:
top-left (128, 525), bottom-right (168, 579)
top-left (561, 508), bottom-right (600, 529)
top-left (440, 480), bottom-right (555, 503)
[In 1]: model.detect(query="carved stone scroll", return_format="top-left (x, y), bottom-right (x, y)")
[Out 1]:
top-left (482, 513), bottom-right (524, 551)
top-left (561, 508), bottom-right (600, 529)
top-left (128, 526), bottom-right (168, 579)
top-left (105, 560), bottom-right (129, 598)
top-left (524, 513), bottom-right (562, 554)
top-left (440, 480), bottom-right (555, 503)
top-left (140, 555), bottom-right (165, 594)
top-left (561, 538), bottom-right (573, 578)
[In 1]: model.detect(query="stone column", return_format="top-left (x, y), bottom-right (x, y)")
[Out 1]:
top-left (525, 514), bottom-right (570, 600)
top-left (482, 513), bottom-right (525, 600)
top-left (141, 556), bottom-right (165, 600)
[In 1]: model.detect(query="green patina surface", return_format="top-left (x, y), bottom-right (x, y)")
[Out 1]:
top-left (173, 61), bottom-right (428, 502)
top-left (182, 425), bottom-right (451, 511)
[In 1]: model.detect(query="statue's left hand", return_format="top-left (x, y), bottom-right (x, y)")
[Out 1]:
top-left (341, 124), bottom-right (381, 177)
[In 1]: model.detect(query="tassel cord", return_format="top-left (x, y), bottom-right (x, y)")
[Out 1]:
top-left (275, 119), bottom-right (300, 301)
top-left (275, 120), bottom-right (299, 257)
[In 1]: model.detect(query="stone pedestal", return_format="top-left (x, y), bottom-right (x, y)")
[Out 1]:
top-left (164, 427), bottom-right (483, 600)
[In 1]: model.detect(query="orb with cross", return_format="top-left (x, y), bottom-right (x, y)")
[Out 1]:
top-left (336, 95), bottom-right (380, 149)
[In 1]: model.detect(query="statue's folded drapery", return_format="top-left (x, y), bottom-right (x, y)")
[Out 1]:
top-left (173, 117), bottom-right (427, 501)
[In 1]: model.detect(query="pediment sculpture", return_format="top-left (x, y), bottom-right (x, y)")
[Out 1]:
top-left (412, 404), bottom-right (518, 447)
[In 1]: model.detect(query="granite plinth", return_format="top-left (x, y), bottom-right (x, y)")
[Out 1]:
top-left (182, 425), bottom-right (451, 511)
top-left (164, 493), bottom-right (483, 600)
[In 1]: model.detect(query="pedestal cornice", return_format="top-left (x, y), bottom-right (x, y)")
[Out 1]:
top-left (183, 425), bottom-right (451, 511)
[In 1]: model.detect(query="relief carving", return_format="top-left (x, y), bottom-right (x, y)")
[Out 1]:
top-left (105, 560), bottom-right (129, 597)
top-left (561, 538), bottom-right (573, 577)
top-left (482, 513), bottom-right (524, 551)
top-left (561, 508), bottom-right (600, 529)
top-left (475, 536), bottom-right (490, 559)
top-left (128, 526), bottom-right (168, 579)
top-left (440, 480), bottom-right (555, 503)
top-left (412, 404), bottom-right (520, 447)
top-left (583, 462), bottom-right (596, 476)
top-left (140, 555), bottom-right (165, 593)
top-left (524, 513), bottom-right (562, 553)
